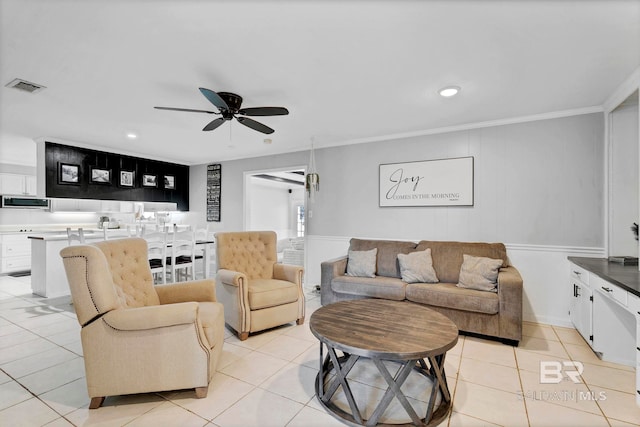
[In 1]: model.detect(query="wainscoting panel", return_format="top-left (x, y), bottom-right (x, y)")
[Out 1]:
top-left (304, 235), bottom-right (605, 328)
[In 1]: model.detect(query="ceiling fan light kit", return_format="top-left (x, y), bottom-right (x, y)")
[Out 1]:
top-left (154, 87), bottom-right (289, 135)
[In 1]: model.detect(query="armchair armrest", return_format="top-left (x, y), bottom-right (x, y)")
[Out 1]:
top-left (102, 302), bottom-right (199, 331)
top-left (217, 269), bottom-right (246, 287)
top-left (155, 279), bottom-right (217, 304)
top-left (273, 263), bottom-right (303, 285)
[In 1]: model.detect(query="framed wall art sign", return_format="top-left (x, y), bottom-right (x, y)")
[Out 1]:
top-left (142, 174), bottom-right (158, 187)
top-left (119, 170), bottom-right (135, 187)
top-left (379, 156), bottom-right (474, 207)
top-left (207, 163), bottom-right (221, 222)
top-left (90, 167), bottom-right (112, 184)
top-left (59, 163), bottom-right (80, 185)
top-left (164, 175), bottom-right (175, 190)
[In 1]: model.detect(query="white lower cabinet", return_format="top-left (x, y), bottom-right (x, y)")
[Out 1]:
top-left (592, 288), bottom-right (636, 366)
top-left (0, 233), bottom-right (31, 273)
top-left (569, 264), bottom-right (593, 347)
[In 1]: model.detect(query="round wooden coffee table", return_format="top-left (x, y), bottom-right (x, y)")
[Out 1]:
top-left (310, 299), bottom-right (459, 427)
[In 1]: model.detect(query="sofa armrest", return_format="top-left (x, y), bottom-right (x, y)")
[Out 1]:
top-left (102, 302), bottom-right (199, 331)
top-left (274, 263), bottom-right (303, 285)
top-left (321, 255), bottom-right (348, 278)
top-left (320, 255), bottom-right (348, 305)
top-left (497, 266), bottom-right (523, 341)
top-left (216, 269), bottom-right (247, 287)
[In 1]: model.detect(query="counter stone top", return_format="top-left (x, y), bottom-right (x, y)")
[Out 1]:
top-left (568, 256), bottom-right (640, 297)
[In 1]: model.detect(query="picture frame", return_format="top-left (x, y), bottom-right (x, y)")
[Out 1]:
top-left (142, 174), bottom-right (158, 187)
top-left (163, 175), bottom-right (175, 190)
top-left (119, 170), bottom-right (135, 187)
top-left (58, 163), bottom-right (80, 185)
top-left (379, 156), bottom-right (474, 207)
top-left (90, 166), bottom-right (112, 184)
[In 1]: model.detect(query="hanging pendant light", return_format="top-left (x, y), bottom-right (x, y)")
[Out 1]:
top-left (306, 138), bottom-right (320, 203)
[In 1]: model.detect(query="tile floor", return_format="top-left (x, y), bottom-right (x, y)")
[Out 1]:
top-left (1, 274), bottom-right (639, 426)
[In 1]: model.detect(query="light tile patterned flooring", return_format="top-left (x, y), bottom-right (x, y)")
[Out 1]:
top-left (1, 274), bottom-right (639, 426)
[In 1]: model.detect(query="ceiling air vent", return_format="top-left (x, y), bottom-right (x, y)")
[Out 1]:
top-left (5, 78), bottom-right (46, 94)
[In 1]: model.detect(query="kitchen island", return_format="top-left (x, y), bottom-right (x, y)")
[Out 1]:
top-left (28, 231), bottom-right (214, 298)
top-left (28, 231), bottom-right (102, 297)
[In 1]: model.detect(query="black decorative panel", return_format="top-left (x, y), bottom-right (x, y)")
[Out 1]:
top-left (45, 142), bottom-right (189, 211)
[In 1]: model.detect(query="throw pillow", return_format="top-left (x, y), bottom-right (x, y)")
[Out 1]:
top-left (346, 248), bottom-right (377, 278)
top-left (397, 249), bottom-right (439, 283)
top-left (457, 254), bottom-right (503, 292)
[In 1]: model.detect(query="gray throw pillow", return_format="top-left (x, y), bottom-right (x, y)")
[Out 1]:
top-left (457, 254), bottom-right (502, 292)
top-left (397, 249), bottom-right (439, 283)
top-left (346, 248), bottom-right (377, 278)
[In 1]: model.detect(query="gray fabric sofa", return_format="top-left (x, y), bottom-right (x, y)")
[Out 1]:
top-left (320, 238), bottom-right (523, 345)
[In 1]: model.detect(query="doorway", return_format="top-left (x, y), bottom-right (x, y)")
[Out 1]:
top-left (243, 166), bottom-right (307, 265)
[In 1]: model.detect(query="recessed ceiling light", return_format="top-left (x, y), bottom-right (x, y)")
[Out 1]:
top-left (439, 86), bottom-right (461, 98)
top-left (126, 133), bottom-right (137, 139)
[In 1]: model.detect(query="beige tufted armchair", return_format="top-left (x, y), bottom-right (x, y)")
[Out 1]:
top-left (215, 231), bottom-right (305, 340)
top-left (60, 238), bottom-right (224, 409)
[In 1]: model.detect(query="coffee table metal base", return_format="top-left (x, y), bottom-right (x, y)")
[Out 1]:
top-left (315, 343), bottom-right (452, 427)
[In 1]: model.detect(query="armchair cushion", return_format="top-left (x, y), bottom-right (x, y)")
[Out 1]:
top-left (93, 239), bottom-right (160, 308)
top-left (248, 278), bottom-right (299, 310)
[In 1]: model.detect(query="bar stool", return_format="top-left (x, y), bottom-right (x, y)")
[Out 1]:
top-left (144, 230), bottom-right (167, 285)
top-left (166, 227), bottom-right (195, 282)
top-left (66, 228), bottom-right (85, 246)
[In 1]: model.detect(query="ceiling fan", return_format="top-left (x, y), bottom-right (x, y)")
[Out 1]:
top-left (154, 88), bottom-right (289, 135)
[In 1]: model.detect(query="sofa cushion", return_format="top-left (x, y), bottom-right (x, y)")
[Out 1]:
top-left (248, 278), bottom-right (299, 310)
top-left (406, 282), bottom-right (499, 314)
top-left (349, 238), bottom-right (417, 278)
top-left (397, 249), bottom-right (439, 283)
top-left (332, 275), bottom-right (406, 300)
top-left (457, 254), bottom-right (502, 292)
top-left (415, 241), bottom-right (508, 283)
top-left (346, 248), bottom-right (377, 277)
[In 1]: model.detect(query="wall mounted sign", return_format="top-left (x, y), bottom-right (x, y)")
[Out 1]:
top-left (120, 170), bottom-right (134, 187)
top-left (59, 163), bottom-right (80, 185)
top-left (142, 174), bottom-right (158, 187)
top-left (164, 175), bottom-right (175, 190)
top-left (379, 156), bottom-right (474, 207)
top-left (90, 167), bottom-right (111, 184)
top-left (207, 163), bottom-right (221, 222)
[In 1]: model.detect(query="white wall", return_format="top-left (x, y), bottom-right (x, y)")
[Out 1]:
top-left (189, 112), bottom-right (605, 327)
top-left (246, 177), bottom-right (292, 238)
top-left (609, 102), bottom-right (639, 256)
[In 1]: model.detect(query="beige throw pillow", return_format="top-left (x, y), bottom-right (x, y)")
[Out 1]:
top-left (397, 249), bottom-right (439, 283)
top-left (457, 254), bottom-right (502, 292)
top-left (346, 248), bottom-right (377, 278)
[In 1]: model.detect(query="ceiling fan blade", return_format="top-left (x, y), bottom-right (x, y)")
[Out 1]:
top-left (237, 107), bottom-right (289, 116)
top-left (199, 88), bottom-right (229, 112)
top-left (203, 117), bottom-right (226, 131)
top-left (236, 117), bottom-right (275, 134)
top-left (154, 106), bottom-right (217, 114)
